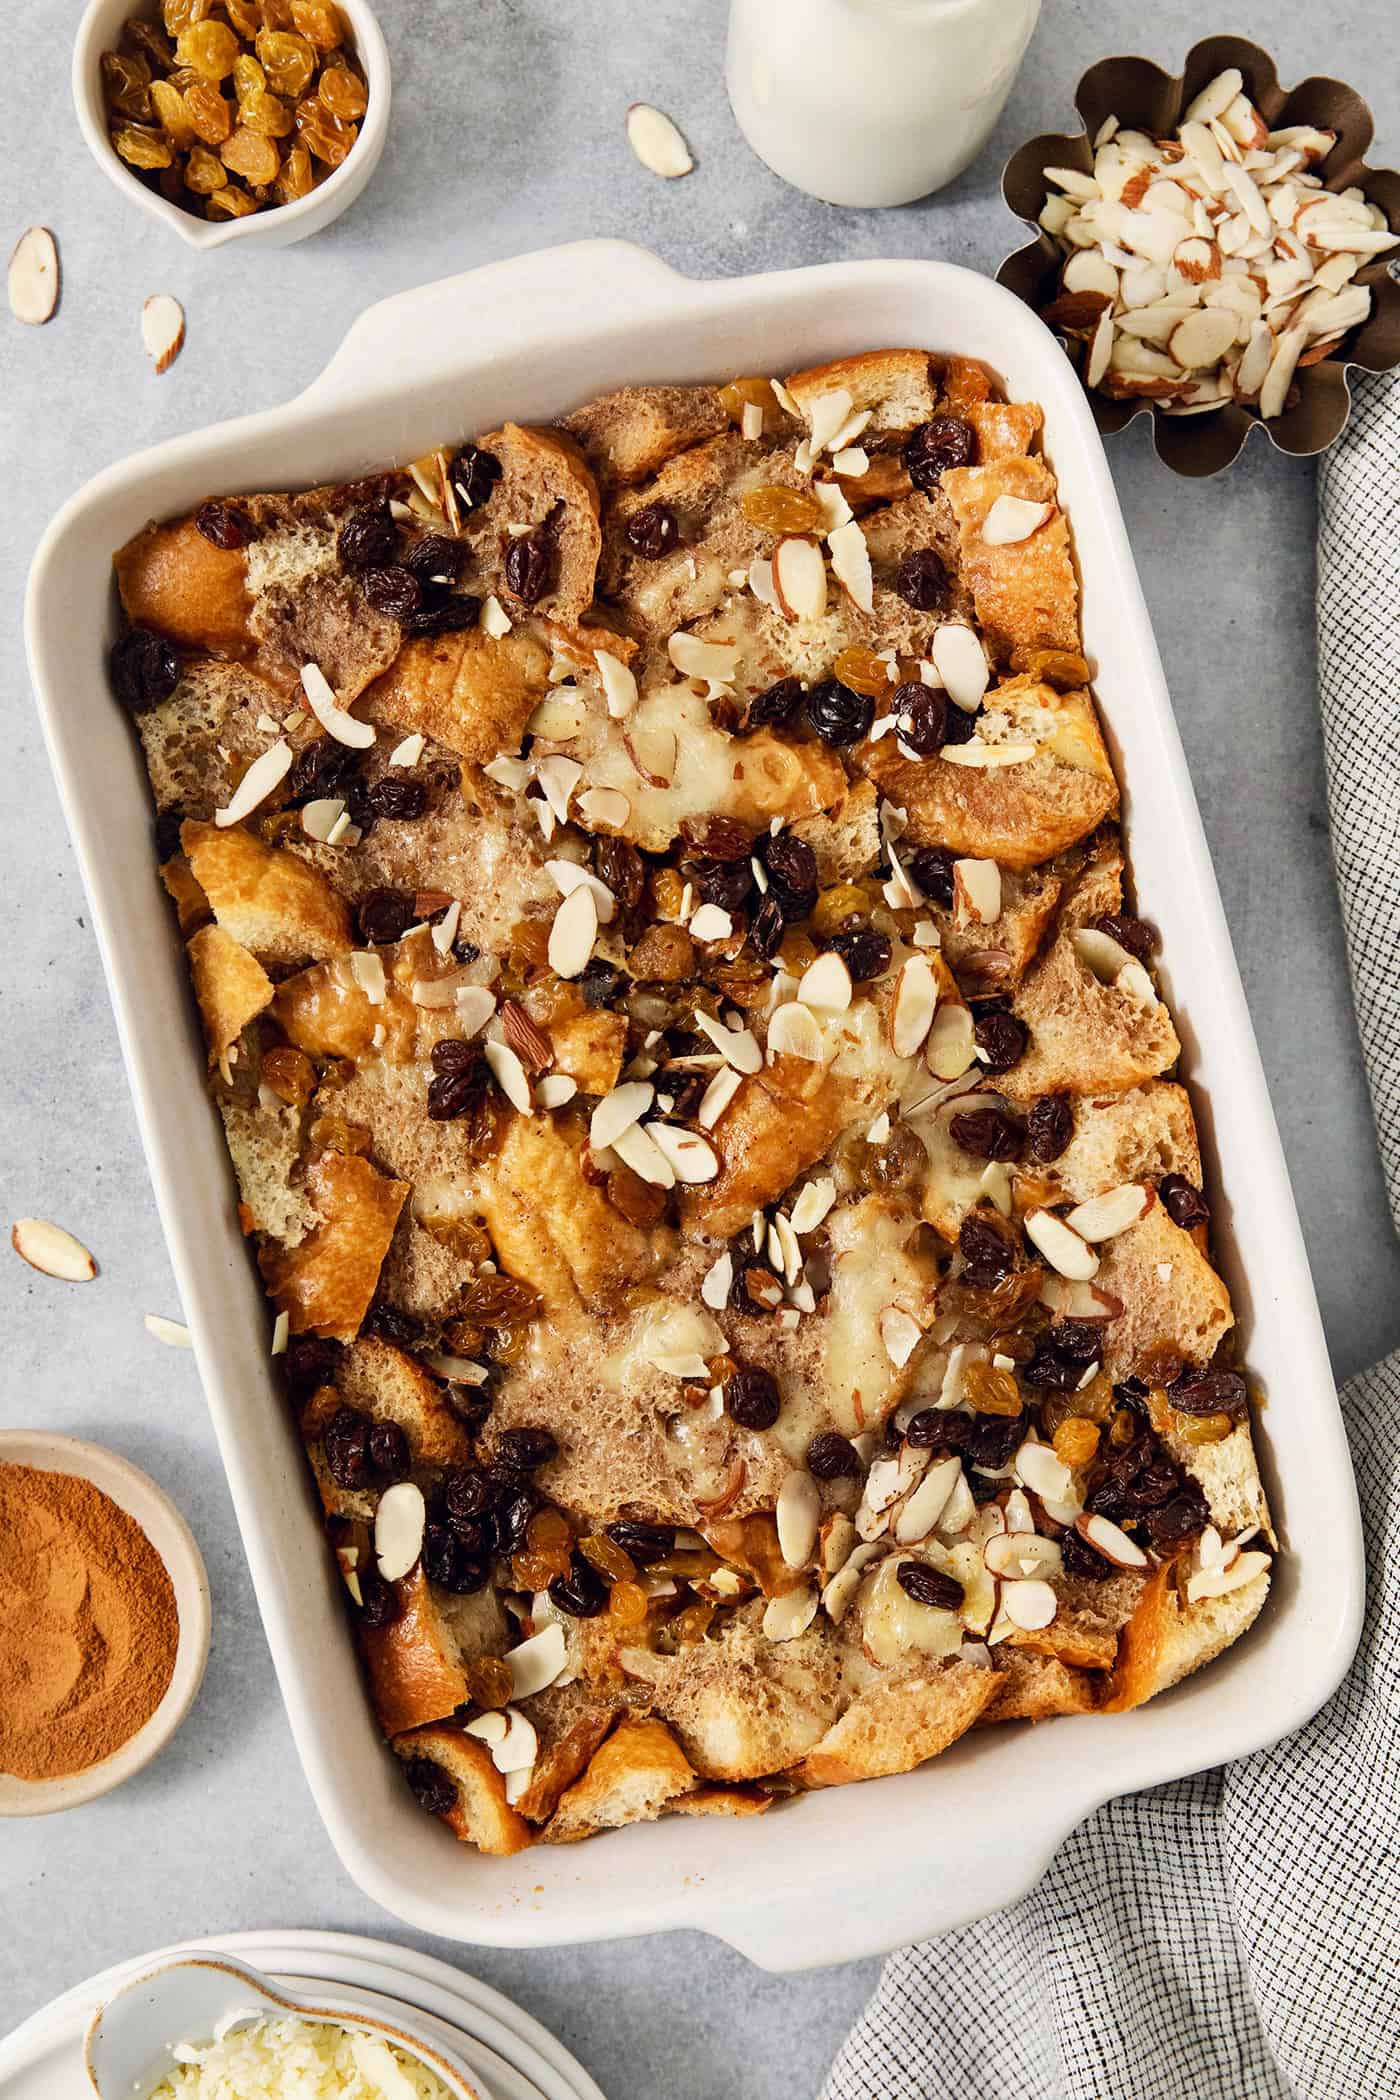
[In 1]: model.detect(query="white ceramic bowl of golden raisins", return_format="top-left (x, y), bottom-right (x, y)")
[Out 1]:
top-left (73, 0), bottom-right (391, 250)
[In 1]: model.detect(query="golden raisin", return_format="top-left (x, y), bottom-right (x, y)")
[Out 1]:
top-left (420, 1213), bottom-right (490, 1264)
top-left (1052, 1416), bottom-right (1101, 1467)
top-left (224, 0), bottom-right (264, 33)
top-left (260, 1044), bottom-right (314, 1105)
top-left (293, 93), bottom-right (356, 165)
top-left (649, 868), bottom-right (687, 921)
top-left (628, 922), bottom-right (695, 982)
top-left (810, 881), bottom-right (872, 937)
top-left (580, 1535), bottom-right (636, 1583)
top-left (776, 928), bottom-right (820, 973)
top-left (832, 645), bottom-right (892, 699)
top-left (176, 17), bottom-right (240, 78)
top-left (149, 75), bottom-right (197, 146)
top-left (1109, 1407), bottom-right (1138, 1448)
top-left (113, 123), bottom-right (174, 168)
top-left (962, 1361), bottom-right (1023, 1417)
top-left (1018, 648), bottom-right (1091, 691)
top-left (273, 140), bottom-right (314, 200)
top-left (232, 52), bottom-right (265, 99)
top-left (607, 1165), bottom-right (667, 1229)
top-left (184, 78), bottom-right (233, 142)
top-left (162, 0), bottom-right (213, 31)
top-left (222, 124), bottom-right (280, 182)
top-left (102, 50), bottom-right (153, 120)
top-left (291, 0), bottom-right (344, 49)
top-left (1172, 1409), bottom-right (1235, 1446)
top-left (317, 61), bottom-right (366, 118)
top-left (255, 26), bottom-right (315, 95)
top-left (609, 1580), bottom-right (649, 1627)
top-left (487, 1323), bottom-right (529, 1366)
top-left (307, 1112), bottom-right (371, 1155)
top-left (184, 142), bottom-right (229, 191)
top-left (462, 1273), bottom-right (539, 1324)
top-left (514, 1549), bottom-right (570, 1591)
top-left (240, 85), bottom-right (292, 134)
top-left (718, 375), bottom-right (780, 430)
top-left (527, 1508), bottom-right (572, 1554)
top-left (672, 1602), bottom-right (714, 1646)
top-left (741, 485), bottom-right (824, 535)
top-left (467, 1656), bottom-right (513, 1710)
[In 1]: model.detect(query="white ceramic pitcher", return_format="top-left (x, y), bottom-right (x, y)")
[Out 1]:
top-left (726, 0), bottom-right (1042, 208)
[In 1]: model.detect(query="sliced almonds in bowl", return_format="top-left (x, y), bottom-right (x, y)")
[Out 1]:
top-left (997, 33), bottom-right (1400, 473)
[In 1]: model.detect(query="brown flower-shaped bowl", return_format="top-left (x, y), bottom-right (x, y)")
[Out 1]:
top-left (996, 33), bottom-right (1400, 475)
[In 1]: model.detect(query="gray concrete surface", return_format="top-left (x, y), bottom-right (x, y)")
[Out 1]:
top-left (3, 0), bottom-right (1399, 2091)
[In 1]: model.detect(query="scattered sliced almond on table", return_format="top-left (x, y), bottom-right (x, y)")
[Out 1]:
top-left (141, 293), bottom-right (185, 375)
top-left (12, 1217), bottom-right (96, 1281)
top-left (627, 103), bottom-right (694, 179)
top-left (8, 227), bottom-right (58, 325)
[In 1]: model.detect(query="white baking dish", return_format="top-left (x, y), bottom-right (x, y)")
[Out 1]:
top-left (25, 242), bottom-right (1363, 1971)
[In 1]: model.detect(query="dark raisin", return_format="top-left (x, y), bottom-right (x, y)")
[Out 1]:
top-left (432, 1037), bottom-right (480, 1075)
top-left (403, 594), bottom-right (481, 637)
top-left (1027, 1093), bottom-right (1073, 1164)
top-left (625, 502), bottom-right (681, 559)
top-left (940, 702), bottom-right (980, 747)
top-left (828, 925), bottom-right (892, 982)
top-left (1167, 1366), bottom-right (1248, 1416)
top-left (1143, 1482), bottom-right (1211, 1549)
top-left (964, 1408), bottom-right (1026, 1469)
top-left (1054, 1321), bottom-right (1105, 1365)
top-left (974, 1010), bottom-right (1028, 1074)
top-left (421, 1523), bottom-right (488, 1592)
top-left (579, 959), bottom-right (623, 1009)
top-left (681, 815), bottom-right (753, 861)
top-left (427, 1053), bottom-right (487, 1121)
top-left (323, 1406), bottom-right (373, 1490)
top-left (357, 887), bottom-right (415, 945)
top-left (750, 893), bottom-right (786, 959)
top-left (896, 1559), bottom-right (965, 1611)
top-left (1161, 1173), bottom-right (1211, 1230)
top-left (338, 502), bottom-right (398, 569)
top-left (606, 1520), bottom-right (676, 1564)
top-left (958, 1210), bottom-right (1018, 1288)
top-left (195, 499), bottom-right (254, 550)
top-left (905, 1408), bottom-right (969, 1453)
top-left (405, 1758), bottom-right (457, 1817)
top-left (287, 737), bottom-right (358, 805)
top-left (949, 1106), bottom-right (1023, 1161)
top-left (895, 547), bottom-right (950, 611)
top-left (283, 1335), bottom-right (340, 1397)
top-left (1022, 1338), bottom-right (1087, 1393)
top-left (366, 1421), bottom-right (410, 1482)
top-left (904, 416), bottom-right (976, 489)
top-left (449, 444), bottom-right (503, 511)
top-left (549, 1553), bottom-right (609, 1617)
top-left (362, 565), bottom-right (424, 620)
top-left (357, 1568), bottom-right (400, 1626)
top-left (403, 534), bottom-right (464, 584)
top-left (1094, 912), bottom-right (1157, 961)
top-left (110, 628), bottom-right (180, 713)
top-left (807, 1430), bottom-right (861, 1481)
top-left (444, 1468), bottom-right (492, 1523)
top-left (363, 1307), bottom-right (420, 1357)
top-left (595, 836), bottom-right (646, 913)
top-left (495, 1426), bottom-right (558, 1473)
top-left (725, 1364), bottom-right (781, 1430)
top-left (504, 531), bottom-right (553, 606)
top-left (154, 806), bottom-right (187, 861)
top-left (689, 857), bottom-right (754, 912)
top-left (805, 677), bottom-right (874, 747)
top-left (746, 677), bottom-right (805, 729)
top-left (758, 831), bottom-right (818, 915)
top-left (893, 682), bottom-right (948, 756)
top-left (366, 777), bottom-right (428, 821)
top-left (906, 847), bottom-right (956, 910)
top-left (490, 1487), bottom-right (535, 1555)
top-left (1060, 1527), bottom-right (1116, 1582)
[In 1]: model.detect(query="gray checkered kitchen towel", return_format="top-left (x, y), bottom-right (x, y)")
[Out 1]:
top-left (822, 368), bottom-right (1400, 2100)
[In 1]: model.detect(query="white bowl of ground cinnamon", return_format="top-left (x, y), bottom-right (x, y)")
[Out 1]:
top-left (0, 1430), bottom-right (210, 1815)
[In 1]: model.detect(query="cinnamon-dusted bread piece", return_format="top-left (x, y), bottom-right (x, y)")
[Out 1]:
top-left (360, 624), bottom-right (551, 766)
top-left (545, 1718), bottom-right (698, 1841)
top-left (965, 398), bottom-right (1043, 464)
top-left (259, 1150), bottom-right (408, 1339)
top-left (1104, 1556), bottom-right (1270, 1714)
top-left (796, 1659), bottom-right (998, 1786)
top-left (1003, 926), bottom-right (1180, 1101)
top-left (650, 1608), bottom-right (843, 1780)
top-left (392, 1723), bottom-right (533, 1854)
top-left (1027, 1081), bottom-right (1203, 1205)
top-left (467, 422), bottom-right (602, 630)
top-left (182, 819), bottom-right (353, 965)
top-left (941, 455), bottom-right (1081, 661)
top-left (138, 657), bottom-right (290, 819)
top-left (116, 517), bottom-right (251, 657)
top-left (782, 350), bottom-right (939, 435)
top-left (561, 383), bottom-right (729, 487)
top-left (982, 1650), bottom-right (1099, 1723)
top-left (1093, 1204), bottom-right (1234, 1382)
top-left (186, 924), bottom-right (273, 1065)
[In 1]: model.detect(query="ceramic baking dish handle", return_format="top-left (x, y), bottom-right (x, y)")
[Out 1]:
top-left (304, 239), bottom-right (687, 412)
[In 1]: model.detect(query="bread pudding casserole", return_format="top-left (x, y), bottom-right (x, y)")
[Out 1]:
top-left (110, 348), bottom-right (1273, 1852)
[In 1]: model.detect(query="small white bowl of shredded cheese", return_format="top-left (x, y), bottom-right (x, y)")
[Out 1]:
top-left (85, 1956), bottom-right (484, 2100)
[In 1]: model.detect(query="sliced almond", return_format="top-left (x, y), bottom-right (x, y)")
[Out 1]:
top-left (527, 693), bottom-right (586, 741)
top-left (892, 1455), bottom-right (961, 1544)
top-left (144, 1312), bottom-right (192, 1347)
top-left (536, 1074), bottom-right (577, 1109)
top-left (213, 739), bottom-right (293, 827)
top-left (984, 1531), bottom-right (1064, 1579)
top-left (668, 630), bottom-right (740, 684)
top-left (626, 102), bottom-right (693, 178)
top-left (924, 1002), bottom-right (975, 1081)
top-left (1014, 1440), bottom-right (1074, 1505)
top-left (12, 1217), bottom-right (96, 1282)
top-left (547, 883), bottom-right (598, 979)
top-left (595, 649), bottom-right (638, 718)
top-left (1169, 307), bottom-right (1239, 369)
top-left (1075, 1512), bottom-right (1149, 1570)
top-left (141, 293), bottom-right (185, 374)
top-left (8, 226), bottom-right (58, 325)
top-left (701, 1251), bottom-right (734, 1309)
top-left (806, 387), bottom-right (855, 454)
top-left (454, 984), bottom-right (497, 1036)
top-left (797, 950), bottom-right (853, 1014)
top-left (776, 1470), bottom-right (822, 1568)
top-left (1186, 1547), bottom-right (1270, 1602)
top-left (646, 1122), bottom-right (719, 1184)
top-left (1025, 1209), bottom-right (1099, 1281)
top-left (763, 1586), bottom-right (819, 1643)
top-left (981, 495), bottom-right (1054, 546)
top-left (766, 1001), bottom-right (824, 1063)
top-left (612, 1119), bottom-right (676, 1189)
top-left (483, 1038), bottom-right (532, 1113)
top-left (941, 740), bottom-right (1036, 770)
top-left (930, 624), bottom-right (990, 714)
top-left (789, 1176), bottom-right (836, 1235)
top-left (545, 859), bottom-right (617, 925)
top-left (1065, 1181), bottom-right (1152, 1242)
top-left (879, 1306), bottom-right (923, 1369)
top-left (577, 784), bottom-right (631, 830)
top-left (506, 1620), bottom-right (569, 1698)
top-left (890, 955), bottom-right (938, 1058)
top-left (827, 519), bottom-right (874, 612)
top-left (697, 1066), bottom-right (743, 1131)
top-left (591, 1082), bottom-right (654, 1149)
top-left (1000, 1577), bottom-right (1058, 1632)
top-left (1038, 1275), bottom-right (1123, 1321)
top-left (771, 535), bottom-right (828, 623)
top-left (693, 1009), bottom-right (762, 1073)
top-left (300, 661), bottom-right (375, 750)
top-left (1086, 305), bottom-right (1116, 387)
top-left (463, 1710), bottom-right (509, 1747)
top-left (1063, 248), bottom-right (1119, 299)
top-left (953, 858), bottom-right (1002, 925)
top-left (1259, 323), bottom-right (1306, 419)
top-left (374, 1481), bottom-right (426, 1582)
top-left (822, 1541), bottom-right (885, 1623)
top-left (1072, 925), bottom-right (1135, 982)
top-left (492, 1708), bottom-right (540, 1775)
top-left (535, 753), bottom-right (582, 822)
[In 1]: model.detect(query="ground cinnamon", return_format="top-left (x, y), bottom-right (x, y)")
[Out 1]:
top-left (0, 1462), bottom-right (179, 1782)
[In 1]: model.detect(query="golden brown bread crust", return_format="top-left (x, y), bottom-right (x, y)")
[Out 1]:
top-left (115, 347), bottom-right (1272, 1858)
